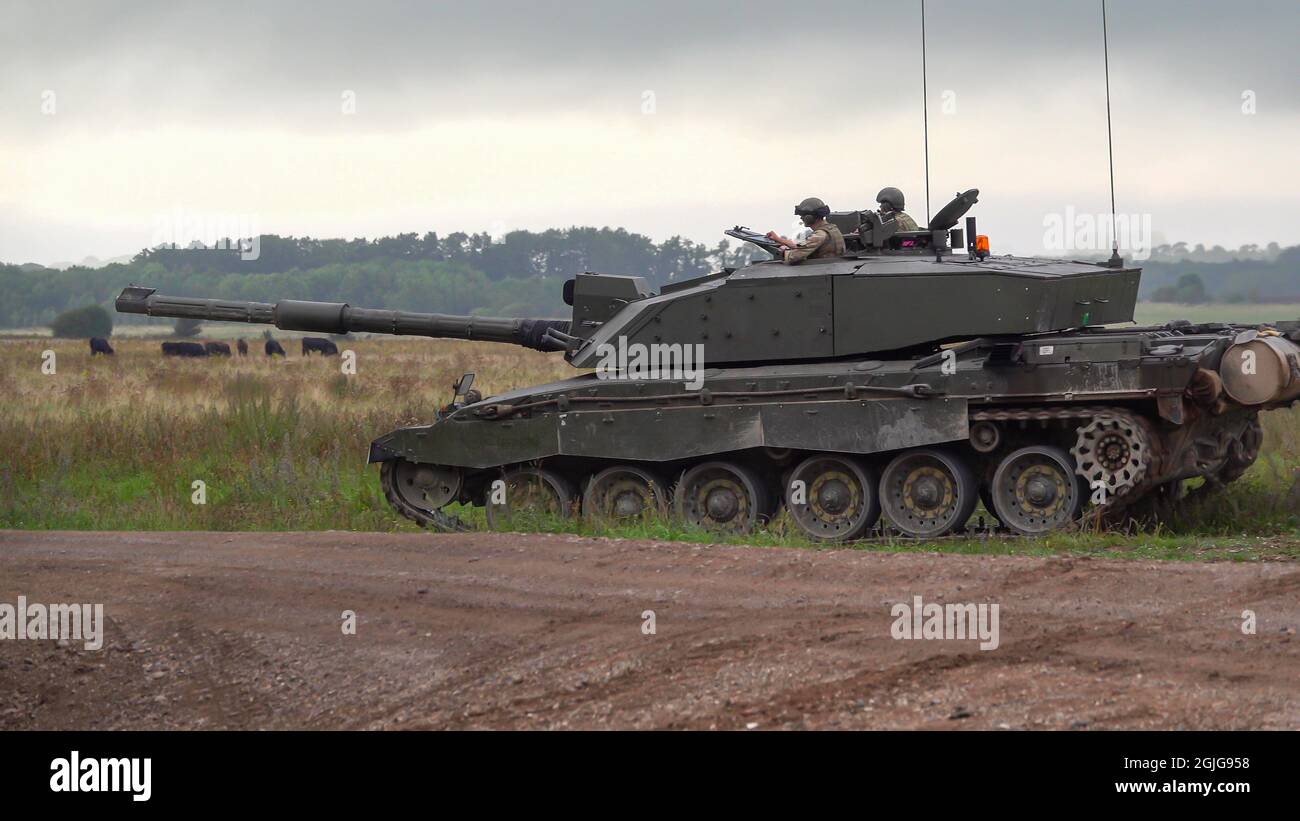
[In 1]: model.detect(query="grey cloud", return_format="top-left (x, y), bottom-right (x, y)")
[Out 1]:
top-left (2, 0), bottom-right (1296, 136)
top-left (2, 0), bottom-right (1296, 264)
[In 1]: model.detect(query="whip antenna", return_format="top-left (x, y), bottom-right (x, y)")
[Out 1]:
top-left (921, 0), bottom-right (931, 225)
top-left (1102, 0), bottom-right (1121, 266)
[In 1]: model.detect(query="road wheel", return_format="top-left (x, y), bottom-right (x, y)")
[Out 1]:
top-left (990, 446), bottom-right (1084, 536)
top-left (674, 461), bottom-right (768, 535)
top-left (485, 467), bottom-right (575, 530)
top-left (582, 465), bottom-right (669, 524)
top-left (879, 449), bottom-right (978, 538)
top-left (785, 454), bottom-right (880, 542)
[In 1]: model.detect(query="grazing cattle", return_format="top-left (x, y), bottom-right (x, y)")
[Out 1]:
top-left (236, 338), bottom-right (248, 356)
top-left (204, 341), bottom-right (232, 356)
top-left (301, 337), bottom-right (339, 356)
top-left (161, 341), bottom-right (209, 357)
top-left (264, 338), bottom-right (286, 357)
top-left (89, 337), bottom-right (114, 355)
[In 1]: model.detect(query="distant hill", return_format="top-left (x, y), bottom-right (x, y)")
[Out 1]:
top-left (44, 254), bottom-right (135, 270)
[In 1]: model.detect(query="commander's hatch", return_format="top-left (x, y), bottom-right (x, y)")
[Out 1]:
top-left (834, 188), bottom-right (980, 256)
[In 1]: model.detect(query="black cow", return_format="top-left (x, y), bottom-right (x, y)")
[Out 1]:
top-left (265, 338), bottom-right (286, 357)
top-left (204, 341), bottom-right (232, 356)
top-left (161, 341), bottom-right (208, 357)
top-left (236, 338), bottom-right (248, 356)
top-left (302, 337), bottom-right (339, 356)
top-left (89, 337), bottom-right (114, 356)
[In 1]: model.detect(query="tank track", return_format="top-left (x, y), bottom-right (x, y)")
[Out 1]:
top-left (381, 403), bottom-right (1259, 538)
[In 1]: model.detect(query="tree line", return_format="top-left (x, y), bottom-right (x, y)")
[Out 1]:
top-left (1, 227), bottom-right (766, 328)
top-left (3, 228), bottom-right (1297, 329)
top-left (1137, 246), bottom-right (1300, 303)
top-left (134, 226), bottom-right (766, 284)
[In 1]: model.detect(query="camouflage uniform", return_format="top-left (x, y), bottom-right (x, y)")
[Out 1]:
top-left (885, 210), bottom-right (920, 231)
top-left (784, 219), bottom-right (845, 264)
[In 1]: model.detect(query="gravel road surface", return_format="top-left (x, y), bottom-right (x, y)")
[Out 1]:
top-left (1, 530), bottom-right (1296, 729)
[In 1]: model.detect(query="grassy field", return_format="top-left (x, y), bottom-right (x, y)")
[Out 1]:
top-left (2, 337), bottom-right (1299, 560)
top-left (1132, 302), bottom-right (1300, 326)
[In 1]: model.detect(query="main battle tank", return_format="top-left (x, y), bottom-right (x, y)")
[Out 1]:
top-left (116, 191), bottom-right (1300, 539)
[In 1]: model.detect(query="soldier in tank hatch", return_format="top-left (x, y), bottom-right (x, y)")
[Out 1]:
top-left (876, 187), bottom-right (919, 231)
top-left (765, 197), bottom-right (846, 264)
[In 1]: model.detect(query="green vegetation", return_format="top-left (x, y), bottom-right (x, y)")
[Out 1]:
top-left (48, 305), bottom-right (112, 339)
top-left (435, 501), bottom-right (1300, 562)
top-left (6, 230), bottom-right (1297, 330)
top-left (1149, 273), bottom-right (1208, 304)
top-left (2, 338), bottom-right (1298, 561)
top-left (1138, 244), bottom-right (1300, 302)
top-left (1, 228), bottom-right (766, 329)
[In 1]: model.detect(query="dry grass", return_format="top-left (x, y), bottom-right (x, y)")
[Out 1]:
top-left (2, 336), bottom-right (1298, 558)
top-left (0, 337), bottom-right (568, 531)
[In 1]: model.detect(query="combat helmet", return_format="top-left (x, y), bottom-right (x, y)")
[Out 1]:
top-left (876, 187), bottom-right (905, 211)
top-left (794, 197), bottom-right (830, 218)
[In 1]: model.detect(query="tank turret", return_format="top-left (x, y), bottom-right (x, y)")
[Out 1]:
top-left (119, 192), bottom-right (1142, 369)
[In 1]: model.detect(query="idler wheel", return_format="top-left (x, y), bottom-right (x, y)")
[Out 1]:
top-left (674, 461), bottom-right (769, 535)
top-left (879, 449), bottom-right (978, 538)
top-left (485, 467), bottom-right (575, 530)
top-left (389, 460), bottom-right (461, 511)
top-left (582, 465), bottom-right (670, 524)
top-left (990, 446), bottom-right (1084, 536)
top-left (380, 459), bottom-right (469, 531)
top-left (785, 454), bottom-right (880, 542)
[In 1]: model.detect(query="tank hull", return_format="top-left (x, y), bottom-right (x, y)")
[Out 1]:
top-left (375, 321), bottom-right (1299, 538)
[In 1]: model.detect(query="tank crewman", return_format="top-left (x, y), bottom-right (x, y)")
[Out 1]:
top-left (876, 187), bottom-right (919, 231)
top-left (765, 197), bottom-right (846, 264)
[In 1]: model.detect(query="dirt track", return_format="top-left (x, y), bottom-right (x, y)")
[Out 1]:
top-left (1, 530), bottom-right (1297, 729)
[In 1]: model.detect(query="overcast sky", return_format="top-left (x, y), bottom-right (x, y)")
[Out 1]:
top-left (2, 0), bottom-right (1298, 265)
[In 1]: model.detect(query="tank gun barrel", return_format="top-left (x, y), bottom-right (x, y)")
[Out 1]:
top-left (115, 285), bottom-right (572, 352)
